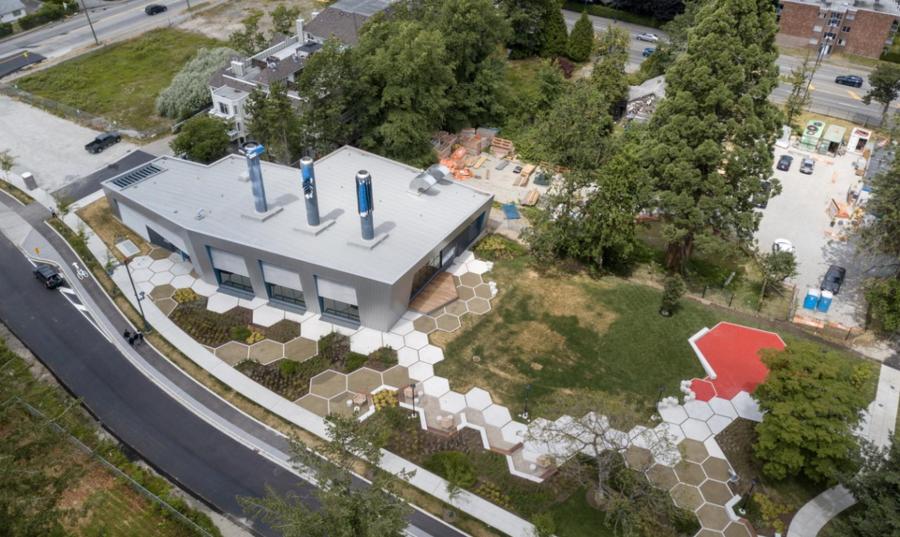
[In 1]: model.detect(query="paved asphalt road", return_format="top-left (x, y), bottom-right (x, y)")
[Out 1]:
top-left (0, 220), bottom-right (470, 537)
top-left (561, 9), bottom-right (889, 127)
top-left (0, 0), bottom-right (195, 60)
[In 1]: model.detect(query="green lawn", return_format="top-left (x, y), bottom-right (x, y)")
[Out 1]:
top-left (17, 28), bottom-right (223, 132)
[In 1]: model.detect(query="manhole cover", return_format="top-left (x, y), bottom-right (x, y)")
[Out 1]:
top-left (115, 239), bottom-right (139, 258)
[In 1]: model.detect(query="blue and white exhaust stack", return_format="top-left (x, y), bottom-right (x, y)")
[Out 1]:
top-left (242, 142), bottom-right (268, 213)
top-left (356, 170), bottom-right (374, 240)
top-left (300, 156), bottom-right (320, 226)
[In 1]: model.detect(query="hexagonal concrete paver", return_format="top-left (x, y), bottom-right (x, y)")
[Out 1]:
top-left (239, 296), bottom-right (268, 310)
top-left (131, 268), bottom-right (154, 283)
top-left (130, 256), bottom-right (153, 270)
top-left (646, 464), bottom-right (679, 491)
top-left (347, 368), bottom-right (382, 394)
top-left (624, 446), bottom-right (653, 470)
top-left (350, 328), bottom-right (383, 355)
top-left (702, 457), bottom-right (732, 482)
top-left (681, 439), bottom-right (710, 463)
top-left (422, 376), bottom-right (450, 397)
top-left (252, 305), bottom-right (286, 327)
top-left (155, 298), bottom-right (177, 316)
top-left (296, 394), bottom-right (328, 417)
top-left (445, 301), bottom-right (467, 316)
top-left (284, 337), bottom-right (317, 362)
top-left (207, 293), bottom-right (239, 313)
top-left (170, 274), bottom-right (195, 289)
top-left (329, 391), bottom-right (359, 417)
top-left (170, 262), bottom-right (192, 276)
top-left (412, 316), bottom-right (437, 334)
top-left (723, 521), bottom-right (754, 537)
top-left (473, 283), bottom-right (492, 299)
top-left (404, 331), bottom-right (430, 350)
top-left (731, 391), bottom-right (764, 422)
top-left (150, 284), bottom-right (175, 300)
top-left (659, 404), bottom-right (689, 425)
top-left (150, 272), bottom-right (174, 286)
top-left (674, 460), bottom-right (706, 486)
top-left (708, 414), bottom-right (733, 435)
top-left (216, 341), bottom-right (250, 366)
top-left (695, 530), bottom-right (723, 537)
top-left (700, 479), bottom-right (733, 505)
top-left (382, 332), bottom-right (405, 350)
top-left (682, 418), bottom-right (713, 442)
top-left (149, 259), bottom-right (174, 272)
top-left (697, 503), bottom-right (730, 531)
top-left (684, 400), bottom-right (715, 420)
top-left (382, 365), bottom-right (411, 388)
top-left (465, 387), bottom-right (492, 410)
top-left (435, 314), bottom-right (461, 332)
top-left (709, 397), bottom-right (739, 419)
top-left (467, 298), bottom-right (491, 315)
top-left (670, 483), bottom-right (704, 510)
top-left (459, 272), bottom-right (482, 287)
top-left (389, 318), bottom-right (416, 336)
top-left (457, 286), bottom-right (476, 300)
top-left (301, 318), bottom-right (334, 340)
top-left (483, 404), bottom-right (512, 427)
top-left (407, 361), bottom-right (434, 382)
top-left (191, 279), bottom-right (218, 297)
top-left (418, 345), bottom-right (444, 365)
top-left (397, 347), bottom-right (419, 367)
top-left (310, 370), bottom-right (348, 398)
top-left (248, 340), bottom-right (284, 364)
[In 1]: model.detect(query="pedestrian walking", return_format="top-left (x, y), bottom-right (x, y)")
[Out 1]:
top-left (123, 329), bottom-right (131, 340)
top-left (137, 332), bottom-right (144, 345)
top-left (128, 334), bottom-right (136, 346)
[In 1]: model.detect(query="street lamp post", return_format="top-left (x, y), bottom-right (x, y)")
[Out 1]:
top-left (123, 256), bottom-right (149, 332)
top-left (522, 383), bottom-right (532, 421)
top-left (78, 0), bottom-right (99, 46)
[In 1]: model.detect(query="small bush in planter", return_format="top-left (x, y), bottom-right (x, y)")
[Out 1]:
top-left (345, 352), bottom-right (368, 372)
top-left (424, 451), bottom-right (476, 490)
top-left (245, 331), bottom-right (265, 344)
top-left (660, 274), bottom-right (686, 316)
top-left (279, 359), bottom-right (299, 376)
top-left (230, 325), bottom-right (251, 341)
top-left (173, 288), bottom-right (200, 303)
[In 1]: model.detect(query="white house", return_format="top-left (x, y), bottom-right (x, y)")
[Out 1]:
top-left (0, 0), bottom-right (26, 24)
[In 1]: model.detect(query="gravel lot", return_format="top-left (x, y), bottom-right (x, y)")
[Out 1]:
top-left (756, 145), bottom-right (894, 329)
top-left (0, 96), bottom-right (138, 192)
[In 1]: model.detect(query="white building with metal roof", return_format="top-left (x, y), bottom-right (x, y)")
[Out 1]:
top-left (101, 146), bottom-right (493, 330)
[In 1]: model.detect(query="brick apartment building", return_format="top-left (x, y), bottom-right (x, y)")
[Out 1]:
top-left (777, 0), bottom-right (900, 58)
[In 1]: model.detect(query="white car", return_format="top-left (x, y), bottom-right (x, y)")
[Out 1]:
top-left (772, 238), bottom-right (795, 254)
top-left (635, 32), bottom-right (659, 42)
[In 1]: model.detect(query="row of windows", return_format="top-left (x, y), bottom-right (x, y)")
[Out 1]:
top-left (214, 269), bottom-right (359, 323)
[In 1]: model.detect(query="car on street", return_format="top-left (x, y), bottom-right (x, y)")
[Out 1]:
top-left (776, 155), bottom-right (793, 171)
top-left (84, 132), bottom-right (121, 154)
top-left (772, 238), bottom-right (795, 254)
top-left (145, 4), bottom-right (167, 15)
top-left (642, 47), bottom-right (655, 57)
top-left (834, 75), bottom-right (863, 88)
top-left (33, 264), bottom-right (64, 289)
top-left (821, 265), bottom-right (847, 294)
top-left (635, 32), bottom-right (659, 42)
top-left (512, 165), bottom-right (523, 174)
top-left (799, 157), bottom-right (815, 175)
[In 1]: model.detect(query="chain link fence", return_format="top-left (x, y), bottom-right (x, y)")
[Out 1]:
top-left (0, 85), bottom-right (172, 139)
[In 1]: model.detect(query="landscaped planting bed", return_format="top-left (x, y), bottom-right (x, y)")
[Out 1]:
top-left (168, 299), bottom-right (301, 347)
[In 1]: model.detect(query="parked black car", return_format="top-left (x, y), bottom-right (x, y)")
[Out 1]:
top-left (145, 4), bottom-right (167, 15)
top-left (821, 265), bottom-right (847, 294)
top-left (34, 265), bottom-right (64, 289)
top-left (776, 155), bottom-right (793, 171)
top-left (835, 75), bottom-right (863, 88)
top-left (85, 132), bottom-right (121, 154)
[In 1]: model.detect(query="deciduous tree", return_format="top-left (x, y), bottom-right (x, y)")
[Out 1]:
top-left (295, 38), bottom-right (357, 156)
top-left (156, 47), bottom-right (239, 119)
top-left (498, 0), bottom-right (561, 58)
top-left (170, 116), bottom-right (231, 164)
top-left (753, 342), bottom-right (871, 482)
top-left (240, 414), bottom-right (410, 537)
top-left (567, 12), bottom-right (594, 62)
top-left (643, 0), bottom-right (782, 271)
top-left (864, 278), bottom-right (900, 334)
top-left (860, 151), bottom-right (900, 258)
top-left (228, 10), bottom-right (267, 55)
top-left (783, 55), bottom-right (814, 130)
top-left (838, 441), bottom-right (900, 537)
top-left (271, 5), bottom-right (301, 36)
top-left (757, 249), bottom-right (797, 297)
top-left (863, 62), bottom-right (900, 125)
top-left (245, 83), bottom-right (303, 164)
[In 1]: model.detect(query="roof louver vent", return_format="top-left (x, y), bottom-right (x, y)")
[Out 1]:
top-left (110, 163), bottom-right (163, 189)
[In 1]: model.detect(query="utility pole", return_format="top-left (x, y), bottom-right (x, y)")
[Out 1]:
top-left (78, 0), bottom-right (99, 46)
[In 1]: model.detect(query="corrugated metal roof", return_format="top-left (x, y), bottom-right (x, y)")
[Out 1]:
top-left (103, 146), bottom-right (492, 284)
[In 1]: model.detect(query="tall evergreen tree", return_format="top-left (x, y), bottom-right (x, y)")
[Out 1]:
top-left (567, 12), bottom-right (594, 62)
top-left (591, 26), bottom-right (630, 116)
top-left (643, 0), bottom-right (782, 270)
top-left (542, 1), bottom-right (569, 58)
top-left (295, 38), bottom-right (357, 157)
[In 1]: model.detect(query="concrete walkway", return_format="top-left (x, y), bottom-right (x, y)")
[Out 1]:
top-left (786, 485), bottom-right (855, 537)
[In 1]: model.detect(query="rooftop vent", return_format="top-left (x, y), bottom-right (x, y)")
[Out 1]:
top-left (408, 163), bottom-right (450, 195)
top-left (110, 163), bottom-right (163, 189)
top-left (242, 142), bottom-right (269, 213)
top-left (356, 170), bottom-right (374, 240)
top-left (300, 156), bottom-right (320, 226)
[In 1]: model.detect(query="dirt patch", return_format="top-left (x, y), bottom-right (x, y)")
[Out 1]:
top-left (76, 198), bottom-right (150, 261)
top-left (179, 0), bottom-right (326, 41)
top-left (512, 321), bottom-right (567, 357)
top-left (528, 272), bottom-right (618, 332)
top-left (58, 460), bottom-right (116, 513)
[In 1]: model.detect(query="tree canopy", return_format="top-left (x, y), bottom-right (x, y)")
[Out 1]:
top-left (863, 62), bottom-right (900, 124)
top-left (228, 10), bottom-right (267, 55)
top-left (860, 150), bottom-right (900, 258)
top-left (642, 0), bottom-right (782, 271)
top-left (753, 342), bottom-right (872, 482)
top-left (156, 47), bottom-right (239, 119)
top-left (499, 0), bottom-right (563, 58)
top-left (567, 11), bottom-right (595, 62)
top-left (838, 441), bottom-right (900, 537)
top-left (295, 38), bottom-right (357, 157)
top-left (245, 83), bottom-right (303, 164)
top-left (170, 116), bottom-right (231, 164)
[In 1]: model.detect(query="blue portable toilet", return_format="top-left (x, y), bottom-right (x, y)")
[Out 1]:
top-left (803, 288), bottom-right (821, 310)
top-left (817, 290), bottom-right (833, 313)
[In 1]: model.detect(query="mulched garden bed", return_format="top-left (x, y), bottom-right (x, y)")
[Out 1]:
top-left (168, 299), bottom-right (301, 347)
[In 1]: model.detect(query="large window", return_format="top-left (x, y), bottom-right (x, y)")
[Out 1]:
top-left (267, 283), bottom-right (306, 309)
top-left (410, 252), bottom-right (441, 299)
top-left (320, 297), bottom-right (359, 323)
top-left (217, 270), bottom-right (252, 293)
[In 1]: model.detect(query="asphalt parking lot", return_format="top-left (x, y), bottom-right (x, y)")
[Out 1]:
top-left (756, 145), bottom-right (894, 329)
top-left (0, 95), bottom-right (138, 192)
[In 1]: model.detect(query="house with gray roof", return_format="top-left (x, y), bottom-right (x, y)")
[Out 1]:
top-left (304, 0), bottom-right (395, 46)
top-left (0, 0), bottom-right (26, 23)
top-left (101, 145), bottom-right (493, 331)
